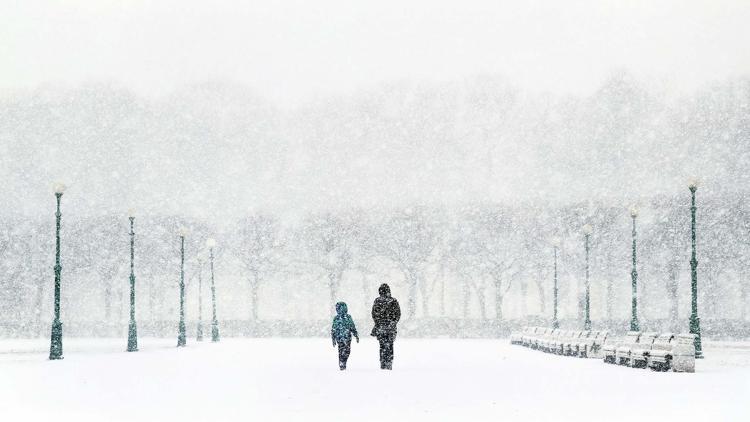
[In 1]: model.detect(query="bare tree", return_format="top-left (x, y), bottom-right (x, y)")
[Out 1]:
top-left (231, 214), bottom-right (285, 321)
top-left (297, 212), bottom-right (358, 314)
top-left (372, 207), bottom-right (439, 319)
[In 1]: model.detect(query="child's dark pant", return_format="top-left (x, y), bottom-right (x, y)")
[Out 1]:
top-left (337, 339), bottom-right (351, 366)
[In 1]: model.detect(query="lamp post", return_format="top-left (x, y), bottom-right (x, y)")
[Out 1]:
top-left (688, 179), bottom-right (703, 358)
top-left (582, 224), bottom-right (593, 331)
top-left (177, 227), bottom-right (188, 347)
top-left (207, 238), bottom-right (220, 342)
top-left (127, 209), bottom-right (138, 352)
top-left (49, 182), bottom-right (66, 360)
top-left (196, 257), bottom-right (204, 341)
top-left (552, 237), bottom-right (561, 329)
top-left (629, 206), bottom-right (640, 332)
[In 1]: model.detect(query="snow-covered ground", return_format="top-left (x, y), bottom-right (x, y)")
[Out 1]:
top-left (1, 337), bottom-right (749, 421)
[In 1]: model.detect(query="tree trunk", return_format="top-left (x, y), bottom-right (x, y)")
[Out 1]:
top-left (462, 275), bottom-right (470, 319)
top-left (149, 277), bottom-right (155, 323)
top-left (35, 275), bottom-right (44, 337)
top-left (520, 280), bottom-right (528, 318)
top-left (740, 271), bottom-right (748, 321)
top-left (639, 277), bottom-right (647, 324)
top-left (117, 281), bottom-right (124, 324)
top-left (495, 279), bottom-right (504, 322)
top-left (533, 270), bottom-right (546, 315)
top-left (704, 270), bottom-right (720, 320)
top-left (439, 264), bottom-right (446, 317)
top-left (667, 263), bottom-right (680, 331)
top-left (606, 278), bottom-right (614, 321)
top-left (250, 272), bottom-right (260, 321)
top-left (362, 273), bottom-right (371, 313)
top-left (104, 280), bottom-right (112, 322)
top-left (406, 269), bottom-right (418, 319)
top-left (476, 284), bottom-right (487, 320)
top-left (418, 273), bottom-right (429, 318)
top-left (328, 272), bottom-right (339, 316)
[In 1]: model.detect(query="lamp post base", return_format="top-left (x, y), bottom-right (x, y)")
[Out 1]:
top-left (127, 320), bottom-right (138, 352)
top-left (690, 315), bottom-right (703, 359)
top-left (49, 320), bottom-right (63, 360)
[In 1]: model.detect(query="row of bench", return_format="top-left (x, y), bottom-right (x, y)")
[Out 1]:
top-left (510, 327), bottom-right (609, 358)
top-left (510, 327), bottom-right (697, 372)
top-left (602, 331), bottom-right (696, 372)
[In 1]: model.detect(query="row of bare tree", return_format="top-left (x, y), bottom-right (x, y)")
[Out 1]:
top-left (1, 192), bottom-right (747, 335)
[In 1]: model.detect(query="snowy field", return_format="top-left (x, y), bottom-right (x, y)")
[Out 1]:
top-left (1, 337), bottom-right (749, 421)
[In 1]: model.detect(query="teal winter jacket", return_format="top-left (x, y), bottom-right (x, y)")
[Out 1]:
top-left (331, 302), bottom-right (358, 343)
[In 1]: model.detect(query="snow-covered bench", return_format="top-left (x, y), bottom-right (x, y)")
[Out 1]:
top-left (648, 333), bottom-right (696, 373)
top-left (603, 331), bottom-right (640, 364)
top-left (578, 331), bottom-right (608, 358)
top-left (511, 327), bottom-right (532, 345)
top-left (569, 331), bottom-right (595, 356)
top-left (541, 329), bottom-right (563, 352)
top-left (523, 327), bottom-right (545, 348)
top-left (533, 328), bottom-right (554, 350)
top-left (563, 331), bottom-right (588, 356)
top-left (520, 327), bottom-right (539, 347)
top-left (553, 330), bottom-right (579, 355)
top-left (626, 332), bottom-right (659, 368)
top-left (542, 330), bottom-right (570, 353)
top-left (616, 331), bottom-right (657, 366)
top-left (567, 330), bottom-right (596, 357)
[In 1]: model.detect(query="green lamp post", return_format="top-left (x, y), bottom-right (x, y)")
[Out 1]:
top-left (629, 206), bottom-right (640, 332)
top-left (582, 224), bottom-right (593, 331)
top-left (49, 182), bottom-right (66, 360)
top-left (552, 237), bottom-right (561, 329)
top-left (207, 238), bottom-right (220, 342)
top-left (688, 179), bottom-right (703, 358)
top-left (196, 257), bottom-right (204, 342)
top-left (127, 209), bottom-right (138, 352)
top-left (177, 227), bottom-right (188, 347)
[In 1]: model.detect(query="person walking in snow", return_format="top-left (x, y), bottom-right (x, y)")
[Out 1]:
top-left (331, 302), bottom-right (359, 370)
top-left (371, 283), bottom-right (401, 370)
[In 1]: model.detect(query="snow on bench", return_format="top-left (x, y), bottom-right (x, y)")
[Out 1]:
top-left (510, 327), bottom-right (605, 358)
top-left (622, 332), bottom-right (658, 367)
top-left (604, 331), bottom-right (640, 364)
top-left (579, 331), bottom-right (608, 359)
top-left (511, 327), bottom-right (697, 372)
top-left (648, 333), bottom-right (697, 373)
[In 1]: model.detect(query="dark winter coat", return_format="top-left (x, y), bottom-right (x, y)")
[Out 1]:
top-left (331, 302), bottom-right (358, 343)
top-left (371, 284), bottom-right (401, 337)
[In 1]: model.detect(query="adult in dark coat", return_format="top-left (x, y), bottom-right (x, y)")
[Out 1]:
top-left (371, 283), bottom-right (401, 370)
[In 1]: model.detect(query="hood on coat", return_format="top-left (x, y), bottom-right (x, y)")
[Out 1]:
top-left (378, 283), bottom-right (391, 297)
top-left (335, 302), bottom-right (348, 315)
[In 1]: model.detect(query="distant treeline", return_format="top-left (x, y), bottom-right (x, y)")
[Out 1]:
top-left (0, 194), bottom-right (748, 338)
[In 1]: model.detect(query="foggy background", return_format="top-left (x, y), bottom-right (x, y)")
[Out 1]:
top-left (0, 1), bottom-right (748, 338)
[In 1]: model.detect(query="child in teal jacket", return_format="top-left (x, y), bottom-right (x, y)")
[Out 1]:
top-left (331, 302), bottom-right (359, 370)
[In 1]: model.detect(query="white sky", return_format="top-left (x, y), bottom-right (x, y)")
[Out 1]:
top-left (1, 0), bottom-right (749, 106)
